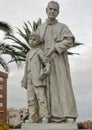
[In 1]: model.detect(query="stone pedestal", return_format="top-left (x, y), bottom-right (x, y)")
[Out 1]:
top-left (21, 122), bottom-right (78, 130)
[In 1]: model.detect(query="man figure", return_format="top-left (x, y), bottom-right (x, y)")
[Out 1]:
top-left (22, 32), bottom-right (50, 123)
top-left (36, 1), bottom-right (78, 123)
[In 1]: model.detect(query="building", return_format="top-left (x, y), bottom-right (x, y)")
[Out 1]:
top-left (78, 120), bottom-right (92, 130)
top-left (0, 71), bottom-right (8, 123)
top-left (7, 108), bottom-right (28, 126)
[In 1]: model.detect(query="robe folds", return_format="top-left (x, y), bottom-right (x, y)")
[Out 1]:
top-left (37, 22), bottom-right (78, 120)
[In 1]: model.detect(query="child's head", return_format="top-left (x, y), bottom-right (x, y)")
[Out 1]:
top-left (29, 32), bottom-right (42, 48)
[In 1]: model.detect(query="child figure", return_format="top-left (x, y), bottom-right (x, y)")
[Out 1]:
top-left (22, 32), bottom-right (50, 123)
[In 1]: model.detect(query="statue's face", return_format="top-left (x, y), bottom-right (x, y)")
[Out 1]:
top-left (46, 3), bottom-right (59, 20)
top-left (29, 35), bottom-right (40, 48)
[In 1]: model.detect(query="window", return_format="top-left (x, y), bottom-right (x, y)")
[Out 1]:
top-left (0, 94), bottom-right (3, 98)
top-left (0, 86), bottom-right (3, 90)
top-left (0, 111), bottom-right (3, 115)
top-left (13, 114), bottom-right (16, 117)
top-left (20, 115), bottom-right (23, 120)
top-left (0, 103), bottom-right (3, 107)
top-left (0, 77), bottom-right (3, 81)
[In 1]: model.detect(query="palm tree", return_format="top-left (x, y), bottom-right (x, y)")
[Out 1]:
top-left (0, 21), bottom-right (13, 72)
top-left (0, 21), bottom-right (22, 72)
top-left (6, 18), bottom-right (83, 63)
top-left (0, 21), bottom-right (12, 35)
top-left (6, 18), bottom-right (42, 62)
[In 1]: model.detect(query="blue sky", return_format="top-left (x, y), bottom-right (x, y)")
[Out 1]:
top-left (0, 0), bottom-right (92, 122)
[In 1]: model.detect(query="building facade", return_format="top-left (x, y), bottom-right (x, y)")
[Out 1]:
top-left (7, 108), bottom-right (28, 126)
top-left (0, 71), bottom-right (8, 123)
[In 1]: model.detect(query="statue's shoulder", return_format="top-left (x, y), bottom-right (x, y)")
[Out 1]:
top-left (57, 22), bottom-right (68, 28)
top-left (37, 22), bottom-right (46, 29)
top-left (56, 22), bottom-right (70, 31)
top-left (36, 22), bottom-right (47, 35)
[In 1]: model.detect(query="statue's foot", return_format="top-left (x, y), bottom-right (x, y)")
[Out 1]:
top-left (66, 118), bottom-right (75, 123)
top-left (29, 119), bottom-right (35, 123)
top-left (26, 117), bottom-right (39, 123)
top-left (26, 119), bottom-right (35, 123)
top-left (42, 117), bottom-right (49, 123)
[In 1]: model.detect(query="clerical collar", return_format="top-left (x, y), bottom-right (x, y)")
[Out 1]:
top-left (46, 19), bottom-right (58, 25)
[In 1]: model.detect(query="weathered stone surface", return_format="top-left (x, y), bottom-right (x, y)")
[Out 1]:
top-left (21, 123), bottom-right (78, 130)
top-left (22, 0), bottom-right (78, 124)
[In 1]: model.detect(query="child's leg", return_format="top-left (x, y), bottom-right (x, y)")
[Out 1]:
top-left (34, 86), bottom-right (48, 122)
top-left (27, 79), bottom-right (38, 122)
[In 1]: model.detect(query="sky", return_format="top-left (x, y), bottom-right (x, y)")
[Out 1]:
top-left (0, 0), bottom-right (92, 122)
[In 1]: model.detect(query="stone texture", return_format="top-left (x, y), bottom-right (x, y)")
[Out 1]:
top-left (36, 1), bottom-right (78, 121)
top-left (22, 0), bottom-right (78, 124)
top-left (21, 122), bottom-right (78, 130)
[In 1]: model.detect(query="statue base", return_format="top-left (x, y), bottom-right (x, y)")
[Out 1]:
top-left (21, 122), bottom-right (78, 130)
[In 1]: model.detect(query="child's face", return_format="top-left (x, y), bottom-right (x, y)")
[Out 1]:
top-left (29, 35), bottom-right (40, 48)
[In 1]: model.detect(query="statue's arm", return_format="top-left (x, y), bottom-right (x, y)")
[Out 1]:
top-left (54, 24), bottom-right (75, 54)
top-left (54, 37), bottom-right (74, 54)
top-left (38, 50), bottom-right (50, 66)
top-left (47, 24), bottom-right (75, 57)
top-left (38, 49), bottom-right (51, 74)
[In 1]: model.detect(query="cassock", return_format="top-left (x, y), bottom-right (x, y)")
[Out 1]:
top-left (37, 20), bottom-right (78, 121)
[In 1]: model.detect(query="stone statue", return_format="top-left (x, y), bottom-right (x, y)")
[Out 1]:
top-left (22, 32), bottom-right (50, 123)
top-left (36, 1), bottom-right (78, 123)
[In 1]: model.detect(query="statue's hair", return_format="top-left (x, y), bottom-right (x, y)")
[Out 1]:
top-left (30, 31), bottom-right (40, 38)
top-left (47, 1), bottom-right (60, 10)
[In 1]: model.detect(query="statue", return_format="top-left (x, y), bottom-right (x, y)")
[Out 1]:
top-left (22, 32), bottom-right (50, 123)
top-left (36, 1), bottom-right (78, 123)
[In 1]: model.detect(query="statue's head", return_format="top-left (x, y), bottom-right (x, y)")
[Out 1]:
top-left (46, 1), bottom-right (59, 20)
top-left (29, 32), bottom-right (44, 48)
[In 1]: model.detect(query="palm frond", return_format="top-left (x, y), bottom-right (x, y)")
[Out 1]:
top-left (32, 18), bottom-right (42, 31)
top-left (33, 21), bottom-right (37, 31)
top-left (16, 28), bottom-right (26, 40)
top-left (68, 51), bottom-right (80, 55)
top-left (24, 22), bottom-right (31, 34)
top-left (12, 45), bottom-right (25, 51)
top-left (0, 56), bottom-right (9, 72)
top-left (0, 21), bottom-right (12, 35)
top-left (16, 21), bottom-right (32, 43)
top-left (6, 34), bottom-right (30, 51)
top-left (27, 21), bottom-right (33, 29)
top-left (8, 57), bottom-right (26, 64)
top-left (6, 19), bottom-right (42, 63)
top-left (68, 42), bottom-right (84, 55)
top-left (72, 42), bottom-right (84, 48)
top-left (37, 18), bottom-right (42, 26)
top-left (13, 51), bottom-right (26, 58)
top-left (0, 43), bottom-right (4, 47)
top-left (0, 43), bottom-right (24, 66)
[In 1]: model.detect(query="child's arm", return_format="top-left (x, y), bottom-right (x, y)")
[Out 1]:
top-left (21, 52), bottom-right (29, 89)
top-left (38, 49), bottom-right (51, 80)
top-left (38, 49), bottom-right (51, 68)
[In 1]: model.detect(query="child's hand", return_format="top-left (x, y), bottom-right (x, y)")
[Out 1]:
top-left (39, 66), bottom-right (50, 80)
top-left (44, 66), bottom-right (50, 75)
